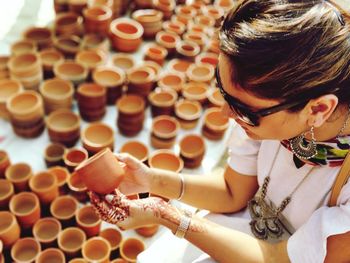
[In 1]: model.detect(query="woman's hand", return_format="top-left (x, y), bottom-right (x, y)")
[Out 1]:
top-left (116, 153), bottom-right (153, 195)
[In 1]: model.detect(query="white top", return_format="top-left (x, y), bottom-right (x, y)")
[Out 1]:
top-left (228, 126), bottom-right (350, 262)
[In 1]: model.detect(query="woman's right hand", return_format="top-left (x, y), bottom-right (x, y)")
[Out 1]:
top-left (116, 153), bottom-right (153, 195)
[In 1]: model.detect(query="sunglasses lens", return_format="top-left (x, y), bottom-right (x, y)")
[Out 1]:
top-left (231, 106), bottom-right (258, 126)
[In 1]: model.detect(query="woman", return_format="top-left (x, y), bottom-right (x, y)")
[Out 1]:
top-left (90, 0), bottom-right (350, 262)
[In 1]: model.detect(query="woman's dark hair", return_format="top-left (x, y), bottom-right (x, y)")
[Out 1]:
top-left (219, 0), bottom-right (350, 111)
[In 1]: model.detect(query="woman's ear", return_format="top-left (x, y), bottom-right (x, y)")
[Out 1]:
top-left (306, 94), bottom-right (338, 127)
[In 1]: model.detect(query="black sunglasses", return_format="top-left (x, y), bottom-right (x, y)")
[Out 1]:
top-left (215, 67), bottom-right (310, 126)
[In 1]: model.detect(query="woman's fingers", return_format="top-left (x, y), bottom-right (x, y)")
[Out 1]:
top-left (115, 152), bottom-right (142, 169)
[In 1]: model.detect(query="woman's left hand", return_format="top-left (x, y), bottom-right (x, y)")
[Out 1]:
top-left (89, 190), bottom-right (169, 230)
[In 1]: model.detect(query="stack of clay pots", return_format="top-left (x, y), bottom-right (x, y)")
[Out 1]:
top-left (23, 27), bottom-right (53, 50)
top-left (82, 33), bottom-right (110, 53)
top-left (53, 60), bottom-right (88, 88)
top-left (132, 9), bottom-right (163, 39)
top-left (54, 12), bottom-right (84, 37)
top-left (83, 5), bottom-right (113, 36)
top-left (151, 115), bottom-right (180, 149)
top-left (148, 87), bottom-right (178, 117)
top-left (0, 79), bottom-right (23, 120)
top-left (54, 35), bottom-right (82, 59)
top-left (127, 65), bottom-right (156, 100)
top-left (39, 49), bottom-right (65, 79)
top-left (179, 134), bottom-right (206, 168)
top-left (202, 107), bottom-right (230, 140)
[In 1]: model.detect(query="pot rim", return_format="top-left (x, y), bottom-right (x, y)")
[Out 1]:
top-left (110, 18), bottom-right (144, 40)
top-left (175, 99), bottom-right (202, 120)
top-left (81, 122), bottom-right (114, 148)
top-left (46, 109), bottom-right (81, 132)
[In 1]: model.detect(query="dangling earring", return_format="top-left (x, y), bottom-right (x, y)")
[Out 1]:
top-left (289, 126), bottom-right (318, 160)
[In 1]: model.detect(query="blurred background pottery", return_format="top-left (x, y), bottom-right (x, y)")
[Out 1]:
top-left (53, 60), bottom-right (88, 87)
top-left (0, 79), bottom-right (23, 120)
top-left (148, 149), bottom-right (183, 173)
top-left (119, 237), bottom-right (145, 263)
top-left (44, 142), bottom-right (66, 167)
top-left (120, 140), bottom-right (149, 164)
top-left (63, 148), bottom-right (89, 172)
top-left (126, 65), bottom-right (156, 100)
top-left (202, 107), bottom-right (230, 140)
top-left (23, 27), bottom-right (53, 50)
top-left (36, 248), bottom-right (66, 263)
top-left (5, 162), bottom-right (33, 192)
top-left (54, 35), bottom-right (82, 59)
top-left (148, 87), bottom-right (178, 117)
top-left (195, 52), bottom-right (218, 67)
top-left (163, 20), bottom-right (186, 36)
top-left (54, 12), bottom-right (84, 37)
top-left (83, 5), bottom-right (113, 36)
top-left (39, 48), bottom-right (65, 78)
top-left (157, 72), bottom-right (185, 94)
top-left (0, 211), bottom-right (21, 249)
top-left (50, 195), bottom-right (79, 226)
top-left (11, 238), bottom-right (41, 263)
top-left (152, 0), bottom-right (175, 20)
top-left (76, 205), bottom-right (102, 237)
top-left (207, 87), bottom-right (225, 108)
top-left (48, 166), bottom-right (70, 195)
top-left (58, 227), bottom-right (86, 258)
top-left (186, 63), bottom-right (215, 84)
top-left (67, 171), bottom-right (88, 203)
top-left (0, 179), bottom-right (14, 209)
top-left (29, 171), bottom-right (59, 205)
top-left (176, 40), bottom-right (200, 62)
top-left (155, 31), bottom-right (180, 55)
top-left (99, 228), bottom-right (122, 257)
top-left (179, 134), bottom-right (206, 168)
top-left (111, 53), bottom-right (135, 73)
top-left (144, 43), bottom-right (168, 66)
top-left (167, 58), bottom-right (192, 79)
top-left (132, 9), bottom-right (163, 39)
top-left (182, 82), bottom-right (209, 105)
top-left (75, 49), bottom-right (107, 77)
top-left (0, 150), bottom-right (11, 178)
top-left (151, 115), bottom-right (180, 149)
top-left (82, 34), bottom-right (110, 53)
top-left (10, 39), bottom-right (37, 56)
top-left (135, 224), bottom-right (159, 237)
top-left (82, 237), bottom-right (111, 263)
top-left (33, 217), bottom-right (62, 248)
top-left (174, 99), bottom-right (202, 129)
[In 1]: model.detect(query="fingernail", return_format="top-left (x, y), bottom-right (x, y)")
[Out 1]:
top-left (105, 195), bottom-right (114, 203)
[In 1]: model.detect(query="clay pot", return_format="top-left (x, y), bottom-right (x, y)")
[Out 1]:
top-left (182, 82), bottom-right (209, 105)
top-left (201, 5), bottom-right (224, 27)
top-left (152, 0), bottom-right (175, 20)
top-left (136, 224), bottom-right (159, 237)
top-left (58, 227), bottom-right (87, 257)
top-left (202, 107), bottom-right (229, 140)
top-left (148, 150), bottom-right (183, 173)
top-left (167, 58), bottom-right (193, 78)
top-left (50, 195), bottom-right (79, 225)
top-left (77, 82), bottom-right (107, 121)
top-left (23, 27), bottom-right (53, 49)
top-left (0, 211), bottom-right (21, 249)
top-left (163, 20), bottom-right (186, 36)
top-left (75, 148), bottom-right (125, 194)
top-left (174, 4), bottom-right (197, 24)
top-left (99, 228), bottom-right (122, 253)
top-left (76, 205), bottom-right (102, 237)
top-left (187, 63), bottom-right (215, 84)
top-left (157, 72), bottom-right (185, 94)
top-left (179, 134), bottom-right (206, 168)
top-left (54, 12), bottom-right (84, 36)
top-left (82, 237), bottom-right (111, 263)
top-left (120, 140), bottom-right (149, 163)
top-left (33, 217), bottom-right (62, 248)
top-left (142, 60), bottom-right (161, 81)
top-left (11, 238), bottom-right (41, 263)
top-left (39, 49), bottom-right (65, 78)
top-left (176, 40), bottom-right (200, 62)
top-left (9, 192), bottom-right (41, 229)
top-left (63, 148), bottom-right (89, 172)
top-left (148, 87), bottom-right (178, 117)
top-left (0, 150), bottom-right (11, 178)
top-left (68, 0), bottom-right (88, 15)
top-left (46, 109), bottom-right (81, 147)
top-left (90, 0), bottom-right (113, 9)
top-left (174, 99), bottom-right (202, 129)
top-left (92, 66), bottom-right (125, 105)
top-left (54, 0), bottom-right (69, 14)
top-left (155, 31), bottom-right (180, 55)
top-left (151, 115), bottom-right (180, 149)
top-left (36, 248), bottom-right (66, 263)
top-left (111, 53), bottom-right (135, 72)
top-left (183, 31), bottom-right (208, 51)
top-left (119, 237), bottom-right (145, 263)
top-left (194, 14), bottom-right (215, 28)
top-left (44, 143), bottom-right (66, 167)
top-left (54, 35), bottom-right (82, 58)
top-left (131, 9), bottom-right (163, 39)
top-left (110, 18), bottom-right (144, 52)
top-left (29, 171), bottom-right (59, 205)
top-left (144, 43), bottom-right (168, 66)
top-left (0, 79), bottom-right (23, 120)
top-left (0, 179), bottom-right (14, 209)
top-left (187, 22), bottom-right (208, 36)
top-left (82, 34), bottom-right (110, 53)
top-left (67, 171), bottom-right (88, 203)
top-left (126, 65), bottom-right (156, 99)
top-left (75, 49), bottom-right (107, 75)
top-left (81, 122), bottom-right (114, 156)
top-left (53, 60), bottom-right (88, 87)
top-left (83, 5), bottom-right (113, 36)
top-left (11, 40), bottom-right (37, 56)
top-left (207, 87), bottom-right (225, 108)
top-left (48, 166), bottom-right (70, 195)
top-left (195, 52), bottom-right (218, 67)
top-left (5, 163), bottom-right (33, 192)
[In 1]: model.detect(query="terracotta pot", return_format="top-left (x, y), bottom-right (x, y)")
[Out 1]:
top-left (152, 0), bottom-right (175, 20)
top-left (0, 179), bottom-right (14, 209)
top-left (83, 5), bottom-right (112, 36)
top-left (202, 107), bottom-right (229, 140)
top-left (155, 31), bottom-right (180, 55)
top-left (174, 5), bottom-right (197, 24)
top-left (0, 150), bottom-right (11, 178)
top-left (0, 211), bottom-right (21, 249)
top-left (201, 5), bottom-right (224, 27)
top-left (33, 217), bottom-right (62, 247)
top-left (182, 82), bottom-right (209, 105)
top-left (54, 35), bottom-right (82, 58)
top-left (110, 18), bottom-right (144, 52)
top-left (5, 162), bottom-right (32, 192)
top-left (120, 140), bottom-right (149, 163)
top-left (82, 34), bottom-right (110, 53)
top-left (54, 0), bottom-right (69, 14)
top-left (195, 52), bottom-right (218, 67)
top-left (54, 12), bottom-right (84, 36)
top-left (50, 195), bottom-right (79, 225)
top-left (53, 60), bottom-right (88, 87)
top-left (58, 227), bottom-right (87, 257)
top-left (151, 115), bottom-right (180, 149)
top-left (126, 66), bottom-right (156, 99)
top-left (90, 0), bottom-right (113, 9)
top-left (7, 53), bottom-right (41, 79)
top-left (11, 39), bottom-right (37, 56)
top-left (194, 14), bottom-right (215, 28)
top-left (131, 9), bottom-right (163, 39)
top-left (23, 27), bottom-right (53, 50)
top-left (99, 228), bottom-right (122, 252)
top-left (76, 205), bottom-right (102, 237)
top-left (183, 31), bottom-right (208, 51)
top-left (39, 49), bottom-right (65, 78)
top-left (148, 87), bottom-right (178, 117)
top-left (148, 150), bottom-right (183, 173)
top-left (46, 109), bottom-right (81, 147)
top-left (135, 224), bottom-right (159, 237)
top-left (157, 72), bottom-right (185, 94)
top-left (176, 40), bottom-right (200, 62)
top-left (82, 237), bottom-right (111, 263)
top-left (68, 0), bottom-right (88, 15)
top-left (144, 43), bottom-right (168, 66)
top-left (142, 60), bottom-right (161, 81)
top-left (75, 148), bottom-right (125, 194)
top-left (174, 99), bottom-right (202, 129)
top-left (119, 237), bottom-right (145, 263)
top-left (187, 22), bottom-right (208, 36)
top-left (111, 53), bottom-right (135, 72)
top-left (29, 171), bottom-right (59, 205)
top-left (11, 238), bottom-right (41, 263)
top-left (0, 79), bottom-right (23, 120)
top-left (167, 58), bottom-right (192, 78)
top-left (186, 63), bottom-right (215, 84)
top-left (207, 87), bottom-right (225, 108)
top-left (180, 134), bottom-right (206, 168)
top-left (44, 143), bottom-right (66, 167)
top-left (64, 148), bottom-right (89, 172)
top-left (81, 122), bottom-right (114, 156)
top-left (9, 192), bottom-right (41, 229)
top-left (36, 248), bottom-right (66, 263)
top-left (162, 20), bottom-right (186, 36)
top-left (67, 171), bottom-right (88, 203)
top-left (75, 49), bottom-right (107, 74)
top-left (48, 166), bottom-right (70, 195)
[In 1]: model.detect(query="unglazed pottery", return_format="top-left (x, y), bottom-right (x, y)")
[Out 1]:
top-left (11, 39), bottom-right (37, 56)
top-left (36, 248), bottom-right (66, 263)
top-left (50, 195), bottom-right (79, 225)
top-left (29, 171), bottom-right (59, 205)
top-left (167, 58), bottom-right (192, 78)
top-left (23, 27), bottom-right (53, 49)
top-left (99, 228), bottom-right (122, 252)
top-left (53, 60), bottom-right (88, 87)
top-left (120, 140), bottom-right (149, 163)
top-left (119, 237), bottom-right (145, 263)
top-left (182, 82), bottom-right (209, 105)
top-left (67, 171), bottom-right (88, 203)
top-left (39, 49), bottom-right (65, 78)
top-left (5, 162), bottom-right (33, 191)
top-left (155, 30), bottom-right (180, 55)
top-left (83, 5), bottom-right (112, 36)
top-left (48, 166), bottom-right (70, 194)
top-left (54, 12), bottom-right (84, 36)
top-left (176, 40), bottom-right (200, 62)
top-left (135, 224), bottom-right (159, 237)
top-left (174, 99), bottom-right (202, 129)
top-left (152, 0), bottom-right (175, 19)
top-left (151, 115), bottom-right (180, 149)
top-left (54, 35), bottom-right (82, 58)
top-left (0, 179), bottom-right (14, 209)
top-left (11, 238), bottom-right (41, 263)
top-left (0, 211), bottom-right (21, 249)
top-left (195, 52), bottom-right (219, 67)
top-left (44, 142), bottom-right (66, 167)
top-left (148, 150), bottom-right (184, 173)
top-left (131, 9), bottom-right (163, 39)
top-left (76, 205), bottom-right (102, 237)
top-left (186, 63), bottom-right (215, 84)
top-left (144, 43), bottom-right (168, 66)
top-left (82, 237), bottom-right (111, 263)
top-left (207, 87), bottom-right (225, 108)
top-left (63, 148), bottom-right (89, 172)
top-left (82, 34), bottom-right (110, 53)
top-left (163, 20), bottom-right (186, 36)
top-left (0, 150), bottom-right (11, 178)
top-left (33, 217), bottom-right (62, 247)
top-left (75, 49), bottom-right (107, 74)
top-left (81, 122), bottom-right (114, 156)
top-left (157, 72), bottom-right (185, 94)
top-left (58, 227), bottom-right (87, 257)
top-left (0, 79), bottom-right (23, 120)
top-left (202, 107), bottom-right (230, 140)
top-left (126, 65), bottom-right (156, 99)
top-left (148, 87), bottom-right (178, 117)
top-left (111, 53), bottom-right (136, 72)
top-left (179, 134), bottom-right (206, 168)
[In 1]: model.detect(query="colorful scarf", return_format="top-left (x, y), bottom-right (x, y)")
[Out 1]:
top-left (281, 136), bottom-right (350, 168)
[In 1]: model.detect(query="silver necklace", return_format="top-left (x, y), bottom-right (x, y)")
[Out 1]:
top-left (248, 145), bottom-right (314, 240)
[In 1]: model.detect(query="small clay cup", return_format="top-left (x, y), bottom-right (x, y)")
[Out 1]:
top-left (75, 49), bottom-right (107, 75)
top-left (10, 39), bottom-right (37, 56)
top-left (54, 35), bottom-right (82, 59)
top-left (144, 43), bottom-right (168, 66)
top-left (202, 107), bottom-right (230, 140)
top-left (58, 227), bottom-right (87, 258)
top-left (111, 259), bottom-right (128, 263)
top-left (194, 14), bottom-right (215, 28)
top-left (11, 238), bottom-right (41, 263)
top-left (81, 122), bottom-right (115, 156)
top-left (142, 60), bottom-right (161, 81)
top-left (186, 63), bottom-right (215, 84)
top-left (23, 27), bottom-right (53, 49)
top-left (53, 60), bottom-right (88, 87)
top-left (82, 33), bottom-right (109, 53)
top-left (0, 79), bottom-right (22, 120)
top-left (83, 5), bottom-right (112, 36)
top-left (9, 192), bottom-right (41, 230)
top-left (67, 171), bottom-right (88, 203)
top-left (48, 166), bottom-right (70, 195)
top-left (148, 87), bottom-right (178, 117)
top-left (76, 205), bottom-right (102, 237)
top-left (148, 150), bottom-right (184, 173)
top-left (111, 53), bottom-right (135, 72)
top-left (36, 248), bottom-right (66, 263)
top-left (75, 148), bottom-right (125, 194)
top-left (39, 49), bottom-right (65, 79)
top-left (0, 150), bottom-right (11, 178)
top-left (99, 228), bottom-right (122, 254)
top-left (201, 5), bottom-right (224, 27)
top-left (174, 99), bottom-right (202, 129)
top-left (207, 87), bottom-right (225, 108)
top-left (182, 82), bottom-right (209, 105)
top-left (50, 195), bottom-right (79, 226)
top-left (7, 52), bottom-right (41, 79)
top-left (44, 142), bottom-right (66, 167)
top-left (29, 171), bottom-right (59, 205)
top-left (152, 0), bottom-right (175, 20)
top-left (155, 31), bottom-right (180, 55)
top-left (63, 148), bottom-right (89, 172)
top-left (120, 140), bottom-right (149, 163)
top-left (54, 12), bottom-right (84, 37)
top-left (151, 115), bottom-right (180, 149)
top-left (5, 162), bottom-right (33, 192)
top-left (183, 31), bottom-right (208, 51)
top-left (167, 58), bottom-right (193, 78)
top-left (0, 211), bottom-right (21, 249)
top-left (0, 179), bottom-right (14, 209)
top-left (195, 52), bottom-right (218, 67)
top-left (179, 134), bottom-right (206, 168)
top-left (176, 40), bottom-right (200, 62)
top-left (119, 237), bottom-right (145, 263)
top-left (33, 217), bottom-right (62, 248)
top-left (163, 20), bottom-right (186, 36)
top-left (82, 237), bottom-right (111, 263)
top-left (157, 72), bottom-right (185, 94)
top-left (126, 65), bottom-right (156, 99)
top-left (131, 9), bottom-right (163, 39)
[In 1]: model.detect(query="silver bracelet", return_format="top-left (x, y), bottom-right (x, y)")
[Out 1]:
top-left (177, 173), bottom-right (185, 201)
top-left (175, 209), bottom-right (192, 239)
